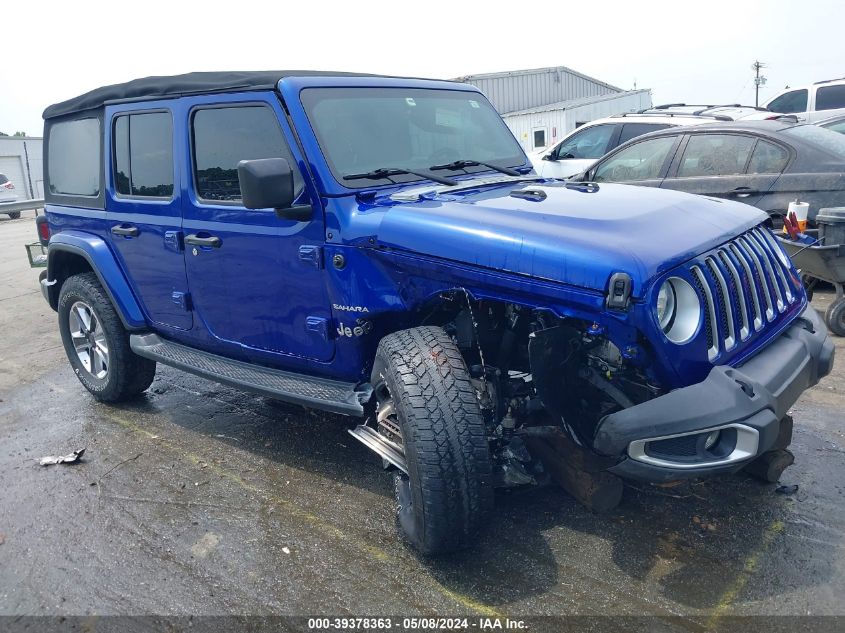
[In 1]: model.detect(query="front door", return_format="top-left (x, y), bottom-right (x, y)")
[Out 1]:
top-left (180, 96), bottom-right (334, 361)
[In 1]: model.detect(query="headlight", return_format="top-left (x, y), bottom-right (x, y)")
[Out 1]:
top-left (655, 277), bottom-right (701, 344)
top-left (656, 283), bottom-right (676, 331)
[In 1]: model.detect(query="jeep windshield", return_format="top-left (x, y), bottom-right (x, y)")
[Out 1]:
top-left (300, 87), bottom-right (527, 188)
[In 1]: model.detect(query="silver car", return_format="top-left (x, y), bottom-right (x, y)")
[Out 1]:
top-left (0, 172), bottom-right (21, 218)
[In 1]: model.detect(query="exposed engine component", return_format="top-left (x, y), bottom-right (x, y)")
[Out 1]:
top-left (436, 296), bottom-right (662, 487)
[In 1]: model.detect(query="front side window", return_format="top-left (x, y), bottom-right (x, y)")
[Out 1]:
top-left (555, 124), bottom-right (616, 160)
top-left (677, 134), bottom-right (755, 177)
top-left (48, 118), bottom-right (101, 196)
top-left (113, 112), bottom-right (173, 197)
top-left (593, 136), bottom-right (677, 182)
top-left (192, 105), bottom-right (302, 202)
top-left (747, 140), bottom-right (789, 174)
top-left (767, 89), bottom-right (808, 114)
top-left (816, 85), bottom-right (845, 111)
top-left (300, 87), bottom-right (525, 188)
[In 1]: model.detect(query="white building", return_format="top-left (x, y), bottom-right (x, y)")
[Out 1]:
top-left (0, 136), bottom-right (44, 200)
top-left (455, 66), bottom-right (652, 152)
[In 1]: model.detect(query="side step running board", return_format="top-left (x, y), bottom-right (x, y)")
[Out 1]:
top-left (348, 425), bottom-right (408, 473)
top-left (130, 333), bottom-right (371, 417)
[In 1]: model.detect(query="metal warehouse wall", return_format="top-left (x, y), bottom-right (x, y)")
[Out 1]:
top-left (0, 137), bottom-right (44, 199)
top-left (503, 90), bottom-right (653, 152)
top-left (456, 66), bottom-right (621, 115)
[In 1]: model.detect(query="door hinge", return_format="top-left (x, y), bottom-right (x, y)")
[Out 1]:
top-left (298, 245), bottom-right (323, 269)
top-left (305, 316), bottom-right (330, 340)
top-left (171, 291), bottom-right (192, 311)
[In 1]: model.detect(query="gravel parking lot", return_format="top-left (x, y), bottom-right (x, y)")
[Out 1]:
top-left (1, 214), bottom-right (844, 627)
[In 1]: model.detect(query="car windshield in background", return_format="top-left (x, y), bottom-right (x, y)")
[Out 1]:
top-left (301, 87), bottom-right (526, 187)
top-left (783, 124), bottom-right (845, 160)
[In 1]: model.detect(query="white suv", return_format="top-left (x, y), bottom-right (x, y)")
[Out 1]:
top-left (765, 78), bottom-right (845, 123)
top-left (531, 112), bottom-right (717, 179)
top-left (531, 105), bottom-right (793, 179)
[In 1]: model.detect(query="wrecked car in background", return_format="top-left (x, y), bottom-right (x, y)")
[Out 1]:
top-left (35, 71), bottom-right (834, 555)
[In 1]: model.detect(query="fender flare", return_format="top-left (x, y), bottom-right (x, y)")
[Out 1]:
top-left (46, 231), bottom-right (146, 330)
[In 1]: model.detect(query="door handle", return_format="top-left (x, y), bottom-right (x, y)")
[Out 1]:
top-left (184, 234), bottom-right (222, 248)
top-left (111, 224), bottom-right (139, 237)
top-left (730, 187), bottom-right (755, 198)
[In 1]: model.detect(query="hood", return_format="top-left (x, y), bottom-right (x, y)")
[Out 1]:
top-left (374, 180), bottom-right (767, 298)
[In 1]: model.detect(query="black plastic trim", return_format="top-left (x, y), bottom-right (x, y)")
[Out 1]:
top-left (593, 305), bottom-right (834, 479)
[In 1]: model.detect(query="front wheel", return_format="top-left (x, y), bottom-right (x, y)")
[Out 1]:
top-left (371, 326), bottom-right (493, 555)
top-left (58, 272), bottom-right (156, 402)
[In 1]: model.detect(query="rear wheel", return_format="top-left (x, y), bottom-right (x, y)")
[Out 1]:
top-left (58, 272), bottom-right (156, 401)
top-left (371, 326), bottom-right (493, 555)
top-left (7, 211), bottom-right (21, 220)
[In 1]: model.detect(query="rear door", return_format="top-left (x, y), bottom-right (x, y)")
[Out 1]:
top-left (105, 105), bottom-right (192, 330)
top-left (180, 94), bottom-right (334, 361)
top-left (660, 133), bottom-right (781, 207)
top-left (811, 84), bottom-right (845, 123)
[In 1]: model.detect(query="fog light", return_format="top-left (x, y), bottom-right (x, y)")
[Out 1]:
top-left (704, 430), bottom-right (720, 450)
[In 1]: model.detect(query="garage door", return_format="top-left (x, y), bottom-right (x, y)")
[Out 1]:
top-left (0, 155), bottom-right (29, 199)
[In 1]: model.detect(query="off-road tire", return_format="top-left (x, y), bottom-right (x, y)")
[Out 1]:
top-left (58, 272), bottom-right (156, 401)
top-left (372, 326), bottom-right (493, 555)
top-left (824, 299), bottom-right (845, 337)
top-left (7, 211), bottom-right (21, 219)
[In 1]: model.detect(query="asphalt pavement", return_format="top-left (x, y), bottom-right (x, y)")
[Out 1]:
top-left (1, 213), bottom-right (844, 628)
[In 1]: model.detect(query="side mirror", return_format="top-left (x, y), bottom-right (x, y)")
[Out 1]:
top-left (541, 152), bottom-right (554, 161)
top-left (237, 158), bottom-right (311, 221)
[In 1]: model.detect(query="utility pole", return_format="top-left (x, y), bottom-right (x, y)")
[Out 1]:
top-left (753, 60), bottom-right (767, 107)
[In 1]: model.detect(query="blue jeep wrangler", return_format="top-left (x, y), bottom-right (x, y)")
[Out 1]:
top-left (37, 71), bottom-right (834, 554)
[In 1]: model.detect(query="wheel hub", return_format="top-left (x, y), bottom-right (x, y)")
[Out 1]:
top-left (68, 300), bottom-right (109, 380)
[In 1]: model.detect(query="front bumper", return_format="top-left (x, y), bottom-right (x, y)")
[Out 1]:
top-left (594, 305), bottom-right (834, 482)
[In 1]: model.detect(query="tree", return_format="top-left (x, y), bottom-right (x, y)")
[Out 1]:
top-left (13, 131), bottom-right (26, 137)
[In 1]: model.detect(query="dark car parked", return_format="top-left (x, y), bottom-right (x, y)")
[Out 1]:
top-left (576, 121), bottom-right (845, 227)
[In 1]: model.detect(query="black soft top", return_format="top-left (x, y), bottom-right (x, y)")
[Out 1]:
top-left (43, 70), bottom-right (387, 119)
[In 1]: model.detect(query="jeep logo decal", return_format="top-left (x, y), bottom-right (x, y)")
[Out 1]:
top-left (337, 320), bottom-right (372, 338)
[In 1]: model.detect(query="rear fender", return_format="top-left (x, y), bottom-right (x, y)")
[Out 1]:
top-left (46, 231), bottom-right (146, 330)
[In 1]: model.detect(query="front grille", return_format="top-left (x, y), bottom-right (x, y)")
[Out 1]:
top-left (689, 226), bottom-right (800, 362)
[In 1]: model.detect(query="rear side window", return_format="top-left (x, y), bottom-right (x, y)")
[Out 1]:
top-left (816, 85), bottom-right (845, 111)
top-left (617, 123), bottom-right (670, 145)
top-left (48, 118), bottom-right (101, 196)
top-left (747, 140), bottom-right (789, 174)
top-left (767, 89), bottom-right (808, 114)
top-left (677, 134), bottom-right (755, 177)
top-left (113, 112), bottom-right (174, 198)
top-left (191, 105), bottom-right (302, 203)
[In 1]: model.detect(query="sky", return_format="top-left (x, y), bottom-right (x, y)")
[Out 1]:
top-left (2, 0), bottom-right (843, 137)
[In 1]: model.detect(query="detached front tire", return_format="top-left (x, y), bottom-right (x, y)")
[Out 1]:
top-left (58, 272), bottom-right (156, 402)
top-left (372, 326), bottom-right (493, 555)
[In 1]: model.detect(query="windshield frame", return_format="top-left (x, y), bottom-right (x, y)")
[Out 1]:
top-left (297, 84), bottom-right (529, 191)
